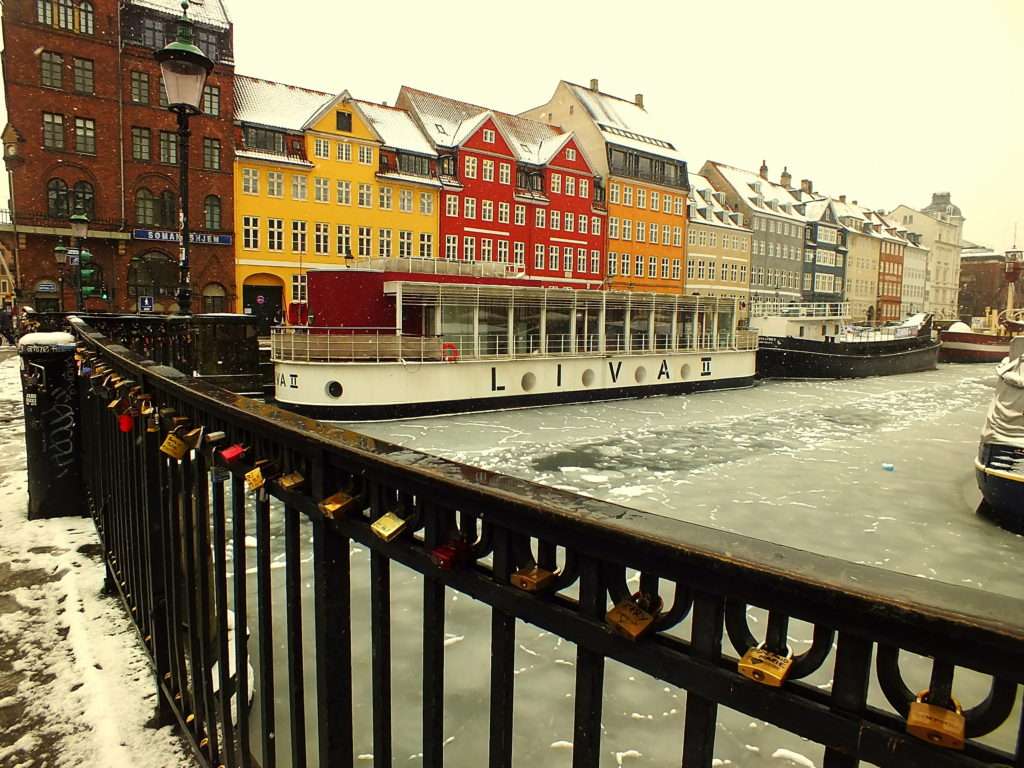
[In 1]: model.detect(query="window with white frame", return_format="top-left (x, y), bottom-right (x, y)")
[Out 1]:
top-left (314, 138), bottom-right (330, 158)
top-left (564, 212), bottom-right (574, 232)
top-left (292, 220), bottom-right (307, 252)
top-left (535, 208), bottom-right (545, 228)
top-left (267, 172), bottom-right (283, 197)
top-left (623, 186), bottom-right (633, 206)
top-left (671, 259), bottom-right (681, 280)
top-left (650, 191), bottom-right (660, 211)
top-left (291, 175), bottom-right (307, 200)
top-left (314, 177), bottom-right (329, 203)
top-left (464, 236), bottom-right (476, 261)
top-left (636, 188), bottom-right (646, 209)
top-left (592, 217), bottom-right (601, 236)
top-left (663, 224), bottom-right (671, 244)
top-left (577, 248), bottom-right (586, 272)
top-left (478, 238), bottom-right (491, 261)
top-left (514, 241), bottom-right (525, 266)
top-left (648, 256), bottom-right (657, 277)
top-left (579, 178), bottom-right (589, 198)
top-left (622, 220), bottom-right (632, 241)
top-left (621, 253), bottom-right (630, 276)
top-left (674, 197), bottom-right (683, 216)
top-left (548, 245), bottom-right (558, 270)
top-left (698, 260), bottom-right (706, 279)
top-left (551, 173), bottom-right (561, 194)
top-left (378, 228), bottom-right (392, 258)
top-left (337, 180), bottom-right (351, 205)
top-left (608, 252), bottom-right (618, 276)
top-left (268, 218), bottom-right (283, 251)
top-left (534, 244), bottom-right (545, 270)
top-left (446, 195), bottom-right (458, 217)
top-left (482, 200), bottom-right (493, 222)
top-left (661, 257), bottom-right (669, 279)
top-left (399, 230), bottom-right (413, 258)
top-left (565, 176), bottom-right (576, 196)
top-left (663, 195), bottom-right (672, 214)
top-left (636, 221), bottom-right (645, 242)
top-left (379, 185), bottom-right (392, 210)
top-left (804, 272), bottom-right (813, 291)
top-left (566, 148), bottom-right (576, 161)
top-left (315, 222), bottom-right (329, 255)
top-left (291, 274), bottom-right (307, 302)
top-left (635, 254), bottom-right (644, 276)
top-left (649, 222), bottom-right (659, 244)
top-left (686, 259), bottom-right (695, 280)
top-left (499, 163), bottom-right (511, 185)
top-left (420, 193), bottom-right (433, 215)
top-left (609, 217), bottom-right (619, 239)
top-left (400, 189), bottom-right (413, 213)
top-left (590, 250), bottom-right (599, 273)
top-left (337, 224), bottom-right (351, 256)
top-left (673, 226), bottom-right (682, 247)
top-left (609, 183), bottom-right (620, 204)
top-left (358, 184), bottom-right (372, 207)
top-left (483, 128), bottom-right (495, 144)
top-left (579, 215), bottom-right (588, 234)
top-left (358, 145), bottom-right (373, 165)
top-left (482, 159), bottom-right (494, 182)
top-left (708, 260), bottom-right (716, 280)
top-left (514, 204), bottom-right (525, 226)
top-left (497, 240), bottom-right (509, 263)
top-left (464, 197), bottom-right (477, 219)
top-left (243, 216), bottom-right (259, 250)
top-left (242, 168), bottom-right (260, 194)
top-left (337, 142), bottom-right (352, 162)
top-left (464, 156), bottom-right (477, 179)
top-left (563, 247), bottom-right (572, 272)
top-left (358, 226), bottom-right (371, 257)
top-left (418, 233), bottom-right (433, 258)
top-left (445, 235), bottom-right (458, 260)
top-left (499, 202), bottom-right (510, 224)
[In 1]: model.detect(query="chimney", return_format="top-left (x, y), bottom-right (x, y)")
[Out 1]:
top-left (634, 93), bottom-right (644, 108)
top-left (590, 78), bottom-right (599, 91)
top-left (800, 178), bottom-right (813, 194)
top-left (759, 160), bottom-right (768, 180)
top-left (839, 195), bottom-right (846, 203)
top-left (780, 166), bottom-right (791, 188)
top-left (852, 200), bottom-right (858, 206)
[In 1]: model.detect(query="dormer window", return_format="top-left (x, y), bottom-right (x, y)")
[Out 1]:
top-left (566, 148), bottom-right (577, 161)
top-left (483, 129), bottom-right (495, 144)
top-left (336, 111), bottom-right (353, 132)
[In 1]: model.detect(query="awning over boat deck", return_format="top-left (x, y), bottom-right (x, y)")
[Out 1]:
top-left (382, 281), bottom-right (729, 311)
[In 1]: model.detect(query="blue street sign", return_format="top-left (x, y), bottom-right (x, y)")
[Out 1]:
top-left (139, 296), bottom-right (155, 313)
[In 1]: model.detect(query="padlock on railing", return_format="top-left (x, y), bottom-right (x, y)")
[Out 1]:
top-left (371, 508), bottom-right (408, 542)
top-left (906, 690), bottom-right (965, 750)
top-left (219, 443), bottom-right (247, 464)
top-left (276, 471), bottom-right (306, 491)
top-left (245, 459), bottom-right (279, 493)
top-left (318, 484), bottom-right (362, 519)
top-left (738, 644), bottom-right (794, 687)
top-left (159, 427), bottom-right (190, 461)
top-left (606, 592), bottom-right (663, 641)
top-left (511, 565), bottom-right (555, 592)
top-left (430, 536), bottom-right (472, 570)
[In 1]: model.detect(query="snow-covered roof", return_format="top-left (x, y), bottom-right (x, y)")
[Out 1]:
top-left (235, 75), bottom-right (333, 132)
top-left (376, 170), bottom-right (441, 188)
top-left (398, 87), bottom-right (575, 167)
top-left (353, 101), bottom-right (436, 157)
top-left (563, 81), bottom-right (687, 164)
top-left (129, 0), bottom-right (230, 29)
top-left (706, 162), bottom-right (806, 222)
top-left (687, 173), bottom-right (749, 232)
top-left (800, 197), bottom-right (832, 222)
top-left (235, 149), bottom-right (313, 168)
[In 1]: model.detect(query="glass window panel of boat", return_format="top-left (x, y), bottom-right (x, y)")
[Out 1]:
top-left (478, 300), bottom-right (509, 356)
top-left (604, 306), bottom-right (626, 353)
top-left (576, 299), bottom-right (602, 352)
top-left (545, 306), bottom-right (572, 354)
top-left (654, 306), bottom-right (674, 350)
top-left (514, 305), bottom-right (541, 355)
top-left (441, 303), bottom-right (474, 352)
top-left (677, 303), bottom-right (696, 348)
top-left (630, 306), bottom-right (651, 351)
top-left (717, 301), bottom-right (736, 342)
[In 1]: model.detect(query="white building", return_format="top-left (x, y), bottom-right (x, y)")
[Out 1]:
top-left (889, 193), bottom-right (964, 320)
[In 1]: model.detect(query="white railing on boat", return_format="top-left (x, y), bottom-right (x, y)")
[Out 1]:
top-left (271, 327), bottom-right (759, 363)
top-left (749, 301), bottom-right (849, 319)
top-left (340, 256), bottom-right (522, 279)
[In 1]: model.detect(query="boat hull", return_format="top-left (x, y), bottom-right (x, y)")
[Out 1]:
top-left (273, 350), bottom-right (757, 420)
top-left (975, 454), bottom-right (1024, 534)
top-left (939, 331), bottom-right (1014, 363)
top-left (756, 336), bottom-right (940, 379)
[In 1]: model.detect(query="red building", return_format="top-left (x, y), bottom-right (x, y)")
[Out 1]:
top-left (396, 87), bottom-right (606, 284)
top-left (1, 0), bottom-right (236, 314)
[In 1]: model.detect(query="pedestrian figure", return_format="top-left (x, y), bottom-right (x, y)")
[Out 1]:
top-left (0, 306), bottom-right (15, 346)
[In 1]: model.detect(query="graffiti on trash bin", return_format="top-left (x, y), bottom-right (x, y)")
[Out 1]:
top-left (42, 380), bottom-right (76, 479)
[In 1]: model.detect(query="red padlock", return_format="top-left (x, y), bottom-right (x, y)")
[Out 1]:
top-left (118, 412), bottom-right (134, 433)
top-left (219, 443), bottom-right (247, 463)
top-left (430, 538), bottom-right (472, 570)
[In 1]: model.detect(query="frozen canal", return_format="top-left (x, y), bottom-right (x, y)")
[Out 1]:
top-left (248, 363), bottom-right (1023, 767)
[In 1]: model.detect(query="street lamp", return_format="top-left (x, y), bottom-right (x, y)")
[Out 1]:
top-left (68, 211), bottom-right (89, 311)
top-left (155, 0), bottom-right (213, 316)
top-left (53, 241), bottom-right (67, 312)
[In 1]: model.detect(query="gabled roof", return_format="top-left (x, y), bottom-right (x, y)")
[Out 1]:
top-left (706, 161), bottom-right (805, 222)
top-left (354, 100), bottom-right (437, 157)
top-left (235, 75), bottom-right (333, 132)
top-left (687, 173), bottom-right (749, 232)
top-left (398, 86), bottom-right (579, 167)
top-left (562, 81), bottom-right (686, 164)
top-left (129, 0), bottom-right (231, 29)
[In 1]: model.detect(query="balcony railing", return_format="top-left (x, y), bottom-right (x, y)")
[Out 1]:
top-left (66, 314), bottom-right (1024, 768)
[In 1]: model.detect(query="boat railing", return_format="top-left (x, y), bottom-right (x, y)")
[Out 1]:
top-left (750, 300), bottom-right (849, 319)
top-left (273, 327), bottom-right (761, 362)
top-left (351, 256), bottom-right (521, 278)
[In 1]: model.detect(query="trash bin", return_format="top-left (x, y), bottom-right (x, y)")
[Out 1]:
top-left (18, 331), bottom-right (85, 519)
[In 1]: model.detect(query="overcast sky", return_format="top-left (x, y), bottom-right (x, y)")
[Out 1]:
top-left (3, 0), bottom-right (1022, 249)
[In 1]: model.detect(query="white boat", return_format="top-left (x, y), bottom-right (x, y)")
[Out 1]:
top-left (271, 258), bottom-right (758, 420)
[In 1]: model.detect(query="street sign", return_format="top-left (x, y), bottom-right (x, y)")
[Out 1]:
top-left (67, 249), bottom-right (80, 266)
top-left (139, 296), bottom-right (155, 313)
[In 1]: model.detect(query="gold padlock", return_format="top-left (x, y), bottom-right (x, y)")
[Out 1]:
top-left (906, 690), bottom-right (965, 750)
top-left (107, 397), bottom-right (124, 411)
top-left (182, 427), bottom-right (205, 450)
top-left (511, 565), bottom-right (555, 592)
top-left (244, 467), bottom-right (265, 492)
top-left (318, 489), bottom-right (360, 519)
top-left (139, 399), bottom-right (156, 417)
top-left (371, 510), bottom-right (408, 542)
top-left (160, 429), bottom-right (189, 461)
top-left (277, 471), bottom-right (306, 491)
top-left (606, 592), bottom-right (661, 641)
top-left (738, 645), bottom-right (793, 687)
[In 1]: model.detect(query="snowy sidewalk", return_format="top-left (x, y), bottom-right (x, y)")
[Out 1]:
top-left (0, 352), bottom-right (192, 768)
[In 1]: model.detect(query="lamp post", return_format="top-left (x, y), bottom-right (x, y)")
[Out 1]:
top-left (155, 0), bottom-right (213, 316)
top-left (53, 241), bottom-right (67, 312)
top-left (69, 211), bottom-right (89, 311)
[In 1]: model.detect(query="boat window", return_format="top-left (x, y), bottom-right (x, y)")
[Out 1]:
top-left (605, 307), bottom-right (626, 354)
top-left (799, 326), bottom-right (805, 337)
top-left (514, 305), bottom-right (541, 355)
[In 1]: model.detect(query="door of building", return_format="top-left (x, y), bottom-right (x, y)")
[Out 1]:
top-left (242, 284), bottom-right (283, 334)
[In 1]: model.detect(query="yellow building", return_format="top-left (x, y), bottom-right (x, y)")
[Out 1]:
top-left (233, 77), bottom-right (440, 324)
top-left (523, 80), bottom-right (690, 294)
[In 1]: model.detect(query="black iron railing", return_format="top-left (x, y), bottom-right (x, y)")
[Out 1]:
top-left (70, 315), bottom-right (1024, 768)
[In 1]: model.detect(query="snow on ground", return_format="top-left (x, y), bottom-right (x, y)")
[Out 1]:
top-left (0, 352), bottom-right (191, 768)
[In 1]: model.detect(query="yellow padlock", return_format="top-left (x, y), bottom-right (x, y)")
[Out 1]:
top-left (906, 690), bottom-right (965, 750)
top-left (318, 488), bottom-right (361, 519)
top-left (371, 510), bottom-right (408, 542)
top-left (738, 645), bottom-right (793, 687)
top-left (159, 429), bottom-right (189, 461)
top-left (277, 471), bottom-right (306, 491)
top-left (244, 467), bottom-right (265, 493)
top-left (606, 592), bottom-right (661, 641)
top-left (511, 565), bottom-right (555, 592)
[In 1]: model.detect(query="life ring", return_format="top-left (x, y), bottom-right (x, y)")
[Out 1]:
top-left (441, 342), bottom-right (460, 362)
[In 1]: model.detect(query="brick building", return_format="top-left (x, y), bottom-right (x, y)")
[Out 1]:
top-left (1, 0), bottom-right (236, 314)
